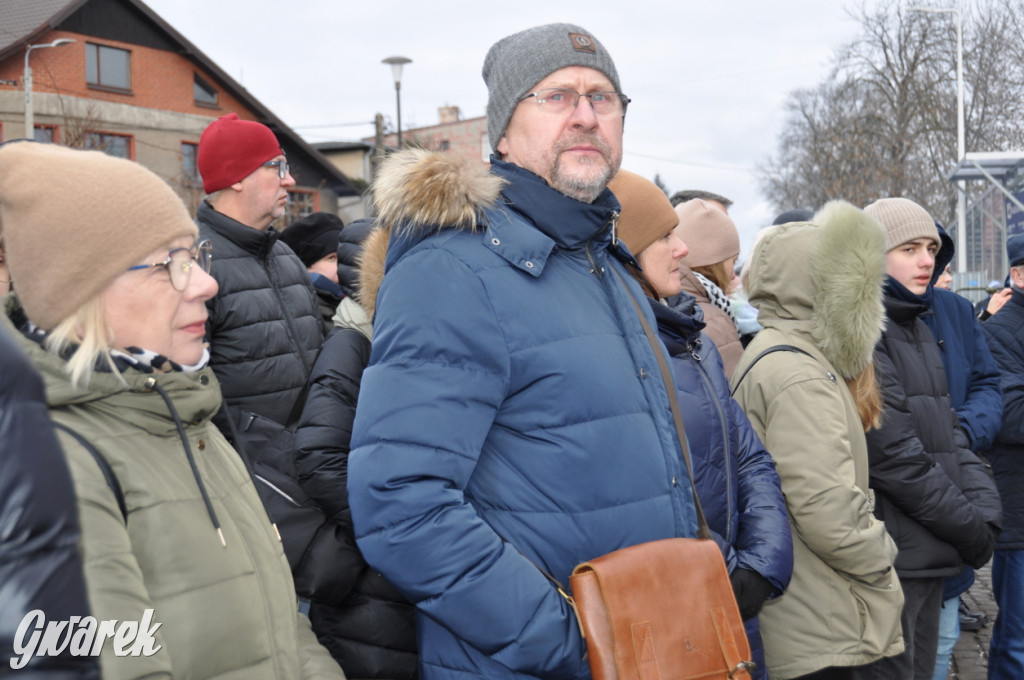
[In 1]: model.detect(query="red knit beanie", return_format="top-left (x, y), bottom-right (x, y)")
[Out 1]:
top-left (197, 113), bottom-right (283, 193)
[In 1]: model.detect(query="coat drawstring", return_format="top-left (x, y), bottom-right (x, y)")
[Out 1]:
top-left (145, 377), bottom-right (226, 547)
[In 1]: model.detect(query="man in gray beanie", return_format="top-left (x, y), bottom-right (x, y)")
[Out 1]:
top-left (482, 21), bottom-right (627, 202)
top-left (347, 22), bottom-right (701, 680)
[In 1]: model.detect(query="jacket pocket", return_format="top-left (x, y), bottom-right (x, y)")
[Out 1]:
top-left (846, 567), bottom-right (904, 657)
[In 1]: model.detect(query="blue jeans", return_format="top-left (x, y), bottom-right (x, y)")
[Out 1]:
top-left (931, 596), bottom-right (959, 680)
top-left (989, 549), bottom-right (1024, 679)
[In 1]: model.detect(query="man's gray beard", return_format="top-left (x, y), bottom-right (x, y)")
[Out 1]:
top-left (550, 155), bottom-right (621, 203)
top-left (548, 134), bottom-right (620, 203)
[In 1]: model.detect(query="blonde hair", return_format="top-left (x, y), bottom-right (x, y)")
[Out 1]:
top-left (846, 362), bottom-right (883, 432)
top-left (692, 259), bottom-right (736, 294)
top-left (44, 295), bottom-right (122, 387)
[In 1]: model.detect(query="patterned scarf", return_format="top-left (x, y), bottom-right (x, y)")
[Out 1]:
top-left (693, 272), bottom-right (739, 331)
top-left (24, 321), bottom-right (209, 374)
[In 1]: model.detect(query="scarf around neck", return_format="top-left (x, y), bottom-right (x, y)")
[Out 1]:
top-left (694, 271), bottom-right (738, 330)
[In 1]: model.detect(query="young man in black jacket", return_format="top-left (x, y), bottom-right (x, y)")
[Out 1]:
top-left (852, 198), bottom-right (1002, 680)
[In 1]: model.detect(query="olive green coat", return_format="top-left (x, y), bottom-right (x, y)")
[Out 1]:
top-left (730, 205), bottom-right (904, 679)
top-left (4, 297), bottom-right (344, 680)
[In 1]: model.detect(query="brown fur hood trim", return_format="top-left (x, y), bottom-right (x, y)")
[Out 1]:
top-left (372, 149), bottom-right (505, 238)
top-left (355, 225), bottom-right (388, 319)
top-left (356, 150), bottom-right (506, 317)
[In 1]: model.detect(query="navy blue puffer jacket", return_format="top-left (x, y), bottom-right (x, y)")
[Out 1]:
top-left (651, 295), bottom-right (792, 680)
top-left (348, 152), bottom-right (700, 680)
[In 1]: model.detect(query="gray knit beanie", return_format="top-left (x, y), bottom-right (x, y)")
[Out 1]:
top-left (863, 197), bottom-right (939, 252)
top-left (482, 23), bottom-right (621, 152)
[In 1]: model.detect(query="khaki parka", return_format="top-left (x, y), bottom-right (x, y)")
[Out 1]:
top-left (730, 204), bottom-right (905, 679)
top-left (3, 296), bottom-right (343, 680)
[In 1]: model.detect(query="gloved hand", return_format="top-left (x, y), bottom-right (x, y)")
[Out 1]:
top-left (962, 524), bottom-right (997, 569)
top-left (729, 567), bottom-right (775, 621)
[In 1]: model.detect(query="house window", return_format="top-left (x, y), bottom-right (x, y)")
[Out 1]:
top-left (181, 142), bottom-right (201, 188)
top-left (86, 43), bottom-right (131, 91)
top-left (284, 189), bottom-right (317, 225)
top-left (84, 132), bottom-right (132, 158)
top-left (33, 125), bottom-right (58, 144)
top-left (193, 74), bottom-right (218, 107)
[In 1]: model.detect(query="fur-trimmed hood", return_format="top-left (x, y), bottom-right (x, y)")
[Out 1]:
top-left (355, 149), bottom-right (505, 319)
top-left (745, 200), bottom-right (887, 380)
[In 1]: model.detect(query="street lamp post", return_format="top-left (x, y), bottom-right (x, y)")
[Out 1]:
top-left (909, 7), bottom-right (966, 273)
top-left (24, 38), bottom-right (76, 140)
top-left (382, 56), bottom-right (412, 148)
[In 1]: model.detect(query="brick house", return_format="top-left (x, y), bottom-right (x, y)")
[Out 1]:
top-left (0, 0), bottom-right (361, 222)
top-left (361, 106), bottom-right (491, 166)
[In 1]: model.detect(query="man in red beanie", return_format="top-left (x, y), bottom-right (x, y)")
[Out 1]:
top-left (195, 114), bottom-right (324, 523)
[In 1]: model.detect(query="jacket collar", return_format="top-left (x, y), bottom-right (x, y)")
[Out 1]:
top-left (649, 295), bottom-right (705, 355)
top-left (198, 200), bottom-right (279, 258)
top-left (884, 277), bottom-right (931, 323)
top-left (490, 159), bottom-right (621, 251)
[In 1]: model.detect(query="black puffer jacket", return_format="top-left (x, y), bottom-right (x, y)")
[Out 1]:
top-left (867, 281), bottom-right (1002, 578)
top-left (337, 217), bottom-right (375, 299)
top-left (0, 325), bottom-right (98, 679)
top-left (198, 200), bottom-right (324, 431)
top-left (981, 288), bottom-right (1024, 549)
top-left (294, 227), bottom-right (417, 679)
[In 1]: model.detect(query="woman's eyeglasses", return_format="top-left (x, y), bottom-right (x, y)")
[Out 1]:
top-left (127, 240), bottom-right (213, 291)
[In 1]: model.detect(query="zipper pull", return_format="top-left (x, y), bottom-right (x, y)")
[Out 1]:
top-left (610, 211), bottom-right (619, 247)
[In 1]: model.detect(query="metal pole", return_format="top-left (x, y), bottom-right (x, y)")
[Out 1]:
top-left (22, 40), bottom-right (75, 141)
top-left (395, 81), bottom-right (403, 149)
top-left (954, 11), bottom-right (967, 273)
top-left (23, 61), bottom-right (33, 139)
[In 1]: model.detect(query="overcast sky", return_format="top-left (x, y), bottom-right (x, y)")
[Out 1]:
top-left (144, 0), bottom-right (871, 255)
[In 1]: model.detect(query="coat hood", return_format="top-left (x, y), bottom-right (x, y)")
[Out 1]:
top-left (337, 217), bottom-right (376, 299)
top-left (373, 149), bottom-right (505, 240)
top-left (746, 200), bottom-right (887, 379)
top-left (358, 149), bottom-right (506, 320)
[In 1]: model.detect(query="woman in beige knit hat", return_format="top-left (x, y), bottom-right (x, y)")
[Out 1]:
top-left (671, 199), bottom-right (745, 378)
top-left (0, 141), bottom-right (344, 680)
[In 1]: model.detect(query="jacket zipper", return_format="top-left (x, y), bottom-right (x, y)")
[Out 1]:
top-left (584, 211), bottom-right (619, 279)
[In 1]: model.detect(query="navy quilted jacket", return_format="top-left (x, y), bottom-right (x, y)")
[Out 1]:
top-left (348, 154), bottom-right (700, 680)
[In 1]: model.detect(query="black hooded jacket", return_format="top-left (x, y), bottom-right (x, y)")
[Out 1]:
top-left (866, 279), bottom-right (1002, 577)
top-left (293, 224), bottom-right (418, 679)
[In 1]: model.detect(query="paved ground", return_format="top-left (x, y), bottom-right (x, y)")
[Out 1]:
top-left (948, 564), bottom-right (996, 680)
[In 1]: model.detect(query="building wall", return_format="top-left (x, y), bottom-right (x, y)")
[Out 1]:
top-left (0, 28), bottom-right (336, 219)
top-left (0, 31), bottom-right (255, 119)
top-left (369, 115), bottom-right (491, 163)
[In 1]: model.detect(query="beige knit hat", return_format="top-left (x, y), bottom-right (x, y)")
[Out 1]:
top-left (607, 169), bottom-right (678, 256)
top-left (674, 198), bottom-right (740, 268)
top-left (0, 142), bottom-right (198, 329)
top-left (862, 197), bottom-right (938, 252)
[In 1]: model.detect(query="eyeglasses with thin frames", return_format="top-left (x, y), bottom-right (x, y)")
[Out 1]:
top-left (262, 159), bottom-right (290, 180)
top-left (127, 240), bottom-right (213, 291)
top-left (518, 88), bottom-right (631, 117)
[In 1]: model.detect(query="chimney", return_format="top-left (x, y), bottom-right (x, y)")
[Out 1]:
top-left (438, 106), bottom-right (461, 124)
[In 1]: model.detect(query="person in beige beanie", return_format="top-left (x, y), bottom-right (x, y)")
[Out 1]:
top-left (0, 140), bottom-right (346, 680)
top-left (671, 198), bottom-right (744, 378)
top-left (0, 141), bottom-right (198, 332)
